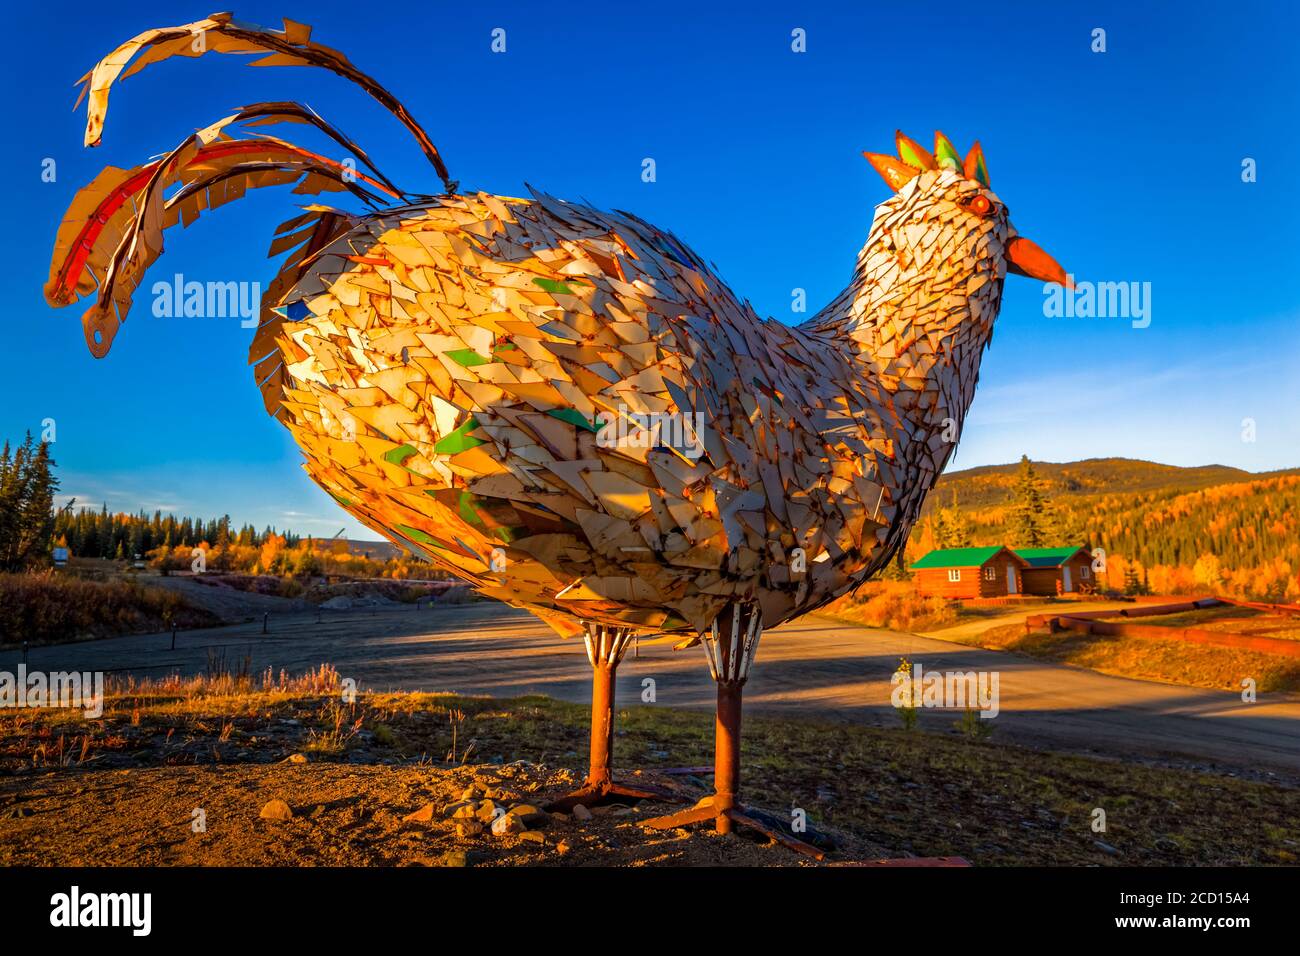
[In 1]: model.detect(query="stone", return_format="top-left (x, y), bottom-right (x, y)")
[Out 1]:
top-left (449, 802), bottom-right (479, 820)
top-left (286, 753), bottom-right (308, 764)
top-left (259, 799), bottom-right (293, 821)
top-left (474, 800), bottom-right (498, 823)
top-left (403, 803), bottom-right (435, 823)
top-left (519, 830), bottom-right (545, 844)
top-left (491, 812), bottom-right (527, 836)
top-left (460, 785), bottom-right (482, 801)
top-left (511, 804), bottom-right (546, 825)
top-left (441, 850), bottom-right (469, 867)
top-left (456, 821), bottom-right (484, 838)
top-left (1094, 840), bottom-right (1120, 856)
top-left (572, 803), bottom-right (593, 821)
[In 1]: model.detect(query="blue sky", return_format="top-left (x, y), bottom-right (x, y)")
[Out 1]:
top-left (5, 1), bottom-right (1297, 539)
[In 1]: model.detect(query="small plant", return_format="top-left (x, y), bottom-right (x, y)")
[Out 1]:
top-left (304, 700), bottom-right (362, 755)
top-left (954, 707), bottom-right (993, 740)
top-left (445, 707), bottom-right (476, 764)
top-left (895, 658), bottom-right (918, 731)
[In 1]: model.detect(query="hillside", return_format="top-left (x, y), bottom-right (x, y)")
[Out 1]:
top-left (908, 458), bottom-right (1300, 602)
top-left (923, 457), bottom-right (1300, 512)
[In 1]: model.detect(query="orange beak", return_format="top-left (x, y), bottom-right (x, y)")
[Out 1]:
top-left (1006, 236), bottom-right (1072, 288)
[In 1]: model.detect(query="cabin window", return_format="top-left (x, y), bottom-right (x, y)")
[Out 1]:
top-left (947, 569), bottom-right (961, 582)
top-left (984, 567), bottom-right (996, 581)
top-left (1081, 565), bottom-right (1091, 579)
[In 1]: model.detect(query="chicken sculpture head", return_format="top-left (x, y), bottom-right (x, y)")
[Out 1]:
top-left (45, 16), bottom-right (1071, 645)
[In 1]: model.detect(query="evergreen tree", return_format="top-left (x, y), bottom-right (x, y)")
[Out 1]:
top-left (0, 442), bottom-right (17, 568)
top-left (0, 434), bottom-right (59, 571)
top-left (1007, 455), bottom-right (1053, 548)
top-left (14, 437), bottom-right (58, 568)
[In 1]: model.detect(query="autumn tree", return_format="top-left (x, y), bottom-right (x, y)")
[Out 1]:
top-left (933, 491), bottom-right (973, 549)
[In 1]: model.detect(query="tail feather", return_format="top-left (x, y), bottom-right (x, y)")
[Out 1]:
top-left (47, 109), bottom-right (398, 357)
top-left (76, 12), bottom-right (456, 192)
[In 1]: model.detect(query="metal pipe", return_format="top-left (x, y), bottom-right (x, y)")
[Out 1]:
top-left (714, 678), bottom-right (743, 834)
top-left (587, 658), bottom-right (616, 789)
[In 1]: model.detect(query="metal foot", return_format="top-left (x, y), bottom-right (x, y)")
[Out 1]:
top-left (641, 796), bottom-right (827, 860)
top-left (544, 779), bottom-right (676, 813)
top-left (642, 801), bottom-right (718, 830)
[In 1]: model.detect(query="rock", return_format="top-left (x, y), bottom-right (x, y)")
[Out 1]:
top-left (9, 806), bottom-right (32, 819)
top-left (259, 799), bottom-right (293, 822)
top-left (491, 812), bottom-right (527, 836)
top-left (285, 753), bottom-right (308, 764)
top-left (511, 804), bottom-right (546, 825)
top-left (441, 850), bottom-right (469, 867)
top-left (449, 803), bottom-right (479, 820)
top-left (1094, 840), bottom-right (1120, 856)
top-left (456, 821), bottom-right (484, 838)
top-left (460, 786), bottom-right (482, 801)
top-left (519, 830), bottom-right (545, 844)
top-left (403, 803), bottom-right (435, 823)
top-left (572, 804), bottom-right (593, 821)
top-left (475, 800), bottom-right (498, 823)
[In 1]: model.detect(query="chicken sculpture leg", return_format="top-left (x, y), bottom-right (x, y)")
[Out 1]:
top-left (47, 14), bottom-right (1071, 848)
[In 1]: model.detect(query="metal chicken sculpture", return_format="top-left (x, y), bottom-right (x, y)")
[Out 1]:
top-left (47, 14), bottom-right (1069, 853)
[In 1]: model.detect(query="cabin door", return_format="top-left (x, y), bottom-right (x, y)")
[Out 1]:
top-left (1062, 566), bottom-right (1073, 592)
top-left (1006, 566), bottom-right (1017, 594)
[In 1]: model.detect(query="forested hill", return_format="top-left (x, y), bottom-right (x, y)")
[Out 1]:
top-left (909, 458), bottom-right (1300, 601)
top-left (926, 458), bottom-right (1300, 512)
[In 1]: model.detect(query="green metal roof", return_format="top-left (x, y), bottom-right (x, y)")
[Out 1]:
top-left (911, 546), bottom-right (1005, 569)
top-left (1014, 547), bottom-right (1088, 568)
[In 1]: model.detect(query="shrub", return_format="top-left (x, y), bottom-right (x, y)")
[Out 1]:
top-left (826, 581), bottom-right (957, 632)
top-left (0, 572), bottom-right (218, 646)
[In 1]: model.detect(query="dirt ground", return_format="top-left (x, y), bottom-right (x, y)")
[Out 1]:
top-left (1, 682), bottom-right (1297, 867)
top-left (0, 762), bottom-right (880, 867)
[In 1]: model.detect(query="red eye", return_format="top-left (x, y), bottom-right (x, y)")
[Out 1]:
top-left (966, 194), bottom-right (992, 216)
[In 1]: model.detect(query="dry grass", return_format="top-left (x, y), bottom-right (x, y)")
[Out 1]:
top-left (824, 581), bottom-right (958, 632)
top-left (1, 667), bottom-right (1297, 865)
top-left (0, 572), bottom-right (219, 647)
top-left (954, 622), bottom-right (1300, 693)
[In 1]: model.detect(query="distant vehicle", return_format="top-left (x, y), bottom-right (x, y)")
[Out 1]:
top-left (52, 547), bottom-right (69, 568)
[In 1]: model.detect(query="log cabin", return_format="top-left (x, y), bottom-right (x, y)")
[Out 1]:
top-left (1014, 547), bottom-right (1095, 595)
top-left (912, 546), bottom-right (1030, 599)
